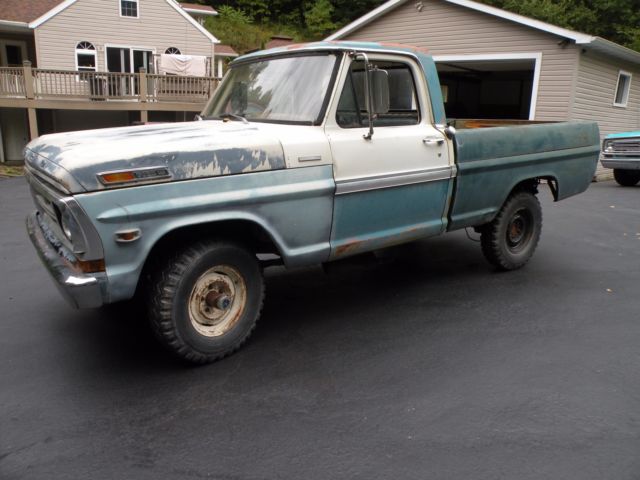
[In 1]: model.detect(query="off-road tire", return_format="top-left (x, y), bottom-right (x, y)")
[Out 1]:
top-left (480, 191), bottom-right (542, 271)
top-left (148, 240), bottom-right (264, 364)
top-left (613, 169), bottom-right (640, 187)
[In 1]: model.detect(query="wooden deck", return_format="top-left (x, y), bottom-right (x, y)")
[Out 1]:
top-left (0, 63), bottom-right (221, 138)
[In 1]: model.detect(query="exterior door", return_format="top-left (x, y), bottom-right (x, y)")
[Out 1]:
top-left (325, 55), bottom-right (454, 259)
top-left (132, 49), bottom-right (153, 94)
top-left (106, 47), bottom-right (132, 95)
top-left (0, 108), bottom-right (29, 162)
top-left (132, 49), bottom-right (152, 73)
top-left (107, 47), bottom-right (153, 95)
top-left (0, 40), bottom-right (27, 67)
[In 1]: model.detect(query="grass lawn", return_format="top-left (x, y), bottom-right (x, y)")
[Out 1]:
top-left (0, 165), bottom-right (24, 178)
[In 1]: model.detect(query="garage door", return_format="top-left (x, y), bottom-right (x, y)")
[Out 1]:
top-left (435, 58), bottom-right (537, 121)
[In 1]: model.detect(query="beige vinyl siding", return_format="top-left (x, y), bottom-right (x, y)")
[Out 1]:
top-left (572, 52), bottom-right (640, 135)
top-left (35, 0), bottom-right (214, 71)
top-left (572, 51), bottom-right (640, 176)
top-left (342, 0), bottom-right (580, 121)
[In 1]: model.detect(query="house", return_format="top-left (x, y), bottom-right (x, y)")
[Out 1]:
top-left (179, 2), bottom-right (217, 25)
top-left (326, 0), bottom-right (640, 177)
top-left (265, 35), bottom-right (294, 50)
top-left (0, 0), bottom-right (238, 163)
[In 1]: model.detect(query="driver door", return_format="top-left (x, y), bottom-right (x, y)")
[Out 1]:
top-left (325, 54), bottom-right (454, 259)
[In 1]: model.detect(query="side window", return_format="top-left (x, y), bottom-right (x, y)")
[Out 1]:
top-left (614, 70), bottom-right (632, 107)
top-left (76, 41), bottom-right (96, 72)
top-left (120, 0), bottom-right (139, 17)
top-left (336, 59), bottom-right (420, 128)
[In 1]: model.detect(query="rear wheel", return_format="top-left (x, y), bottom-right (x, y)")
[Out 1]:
top-left (613, 169), bottom-right (640, 187)
top-left (148, 240), bottom-right (264, 364)
top-left (480, 191), bottom-right (542, 271)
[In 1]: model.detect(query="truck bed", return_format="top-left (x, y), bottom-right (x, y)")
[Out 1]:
top-left (447, 121), bottom-right (601, 231)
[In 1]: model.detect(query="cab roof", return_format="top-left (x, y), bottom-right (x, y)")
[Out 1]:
top-left (232, 40), bottom-right (432, 65)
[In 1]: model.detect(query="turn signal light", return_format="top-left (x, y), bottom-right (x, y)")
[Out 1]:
top-left (76, 259), bottom-right (106, 273)
top-left (99, 171), bottom-right (137, 184)
top-left (97, 167), bottom-right (171, 186)
top-left (114, 228), bottom-right (142, 243)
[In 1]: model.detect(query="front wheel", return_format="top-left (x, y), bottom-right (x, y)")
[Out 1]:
top-left (480, 191), bottom-right (542, 271)
top-left (613, 169), bottom-right (640, 187)
top-left (148, 240), bottom-right (264, 364)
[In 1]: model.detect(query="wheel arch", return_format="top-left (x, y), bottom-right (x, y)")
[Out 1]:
top-left (449, 173), bottom-right (559, 231)
top-left (510, 175), bottom-right (559, 201)
top-left (135, 218), bottom-right (284, 297)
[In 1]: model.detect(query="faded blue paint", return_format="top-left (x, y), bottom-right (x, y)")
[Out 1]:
top-left (233, 41), bottom-right (447, 125)
top-left (330, 179), bottom-right (451, 259)
top-left (74, 166), bottom-right (335, 303)
top-left (25, 121), bottom-right (286, 193)
top-left (448, 121), bottom-right (600, 230)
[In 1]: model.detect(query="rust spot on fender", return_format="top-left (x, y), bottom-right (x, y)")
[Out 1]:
top-left (335, 240), bottom-right (364, 257)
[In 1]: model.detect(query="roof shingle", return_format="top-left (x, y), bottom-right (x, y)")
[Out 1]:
top-left (0, 0), bottom-right (65, 23)
top-left (216, 44), bottom-right (238, 56)
top-left (179, 3), bottom-right (216, 14)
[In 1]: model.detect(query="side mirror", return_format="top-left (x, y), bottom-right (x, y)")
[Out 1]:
top-left (230, 82), bottom-right (248, 114)
top-left (370, 69), bottom-right (390, 115)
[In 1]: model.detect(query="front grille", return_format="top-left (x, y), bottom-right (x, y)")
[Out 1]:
top-left (25, 169), bottom-right (72, 252)
top-left (604, 139), bottom-right (640, 157)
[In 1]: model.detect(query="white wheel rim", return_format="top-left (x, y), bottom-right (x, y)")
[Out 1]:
top-left (188, 265), bottom-right (247, 337)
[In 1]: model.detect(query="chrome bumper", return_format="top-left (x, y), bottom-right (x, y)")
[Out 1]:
top-left (26, 212), bottom-right (106, 309)
top-left (601, 158), bottom-right (640, 170)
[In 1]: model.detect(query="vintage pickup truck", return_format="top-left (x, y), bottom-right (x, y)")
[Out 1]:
top-left (25, 41), bottom-right (600, 363)
top-left (602, 131), bottom-right (640, 186)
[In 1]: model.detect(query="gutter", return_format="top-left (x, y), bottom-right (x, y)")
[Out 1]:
top-left (0, 19), bottom-right (30, 32)
top-left (582, 37), bottom-right (640, 65)
top-left (182, 8), bottom-right (218, 17)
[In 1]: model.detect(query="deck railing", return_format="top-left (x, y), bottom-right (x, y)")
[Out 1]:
top-left (0, 67), bottom-right (26, 97)
top-left (0, 63), bottom-right (219, 103)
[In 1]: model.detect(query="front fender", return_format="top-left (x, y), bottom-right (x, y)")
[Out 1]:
top-left (74, 166), bottom-right (335, 303)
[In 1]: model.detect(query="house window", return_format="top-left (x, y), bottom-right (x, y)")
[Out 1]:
top-left (614, 70), bottom-right (632, 107)
top-left (76, 41), bottom-right (96, 72)
top-left (120, 0), bottom-right (138, 17)
top-left (165, 47), bottom-right (181, 55)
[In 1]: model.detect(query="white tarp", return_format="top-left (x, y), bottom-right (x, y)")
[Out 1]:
top-left (158, 54), bottom-right (208, 77)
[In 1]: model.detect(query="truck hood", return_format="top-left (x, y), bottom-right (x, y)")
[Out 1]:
top-left (24, 121), bottom-right (286, 193)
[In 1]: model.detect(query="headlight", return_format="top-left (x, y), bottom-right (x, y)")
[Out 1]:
top-left (60, 209), bottom-right (75, 240)
top-left (59, 206), bottom-right (85, 253)
top-left (602, 140), bottom-right (613, 154)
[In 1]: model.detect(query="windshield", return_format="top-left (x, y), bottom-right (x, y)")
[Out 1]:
top-left (203, 54), bottom-right (339, 124)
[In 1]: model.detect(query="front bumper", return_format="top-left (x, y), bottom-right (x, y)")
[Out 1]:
top-left (26, 212), bottom-right (107, 309)
top-left (601, 158), bottom-right (640, 170)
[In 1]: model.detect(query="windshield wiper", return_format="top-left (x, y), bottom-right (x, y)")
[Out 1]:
top-left (219, 113), bottom-right (249, 124)
top-left (200, 113), bottom-right (249, 124)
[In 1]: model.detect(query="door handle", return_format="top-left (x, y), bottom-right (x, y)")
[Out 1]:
top-left (423, 138), bottom-right (444, 146)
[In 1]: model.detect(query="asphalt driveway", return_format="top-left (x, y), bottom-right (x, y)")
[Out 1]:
top-left (1, 176), bottom-right (639, 479)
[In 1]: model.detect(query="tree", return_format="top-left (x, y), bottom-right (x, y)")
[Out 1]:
top-left (305, 0), bottom-right (337, 38)
top-left (205, 5), bottom-right (270, 53)
top-left (331, 0), bottom-right (385, 29)
top-left (480, 0), bottom-right (640, 51)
